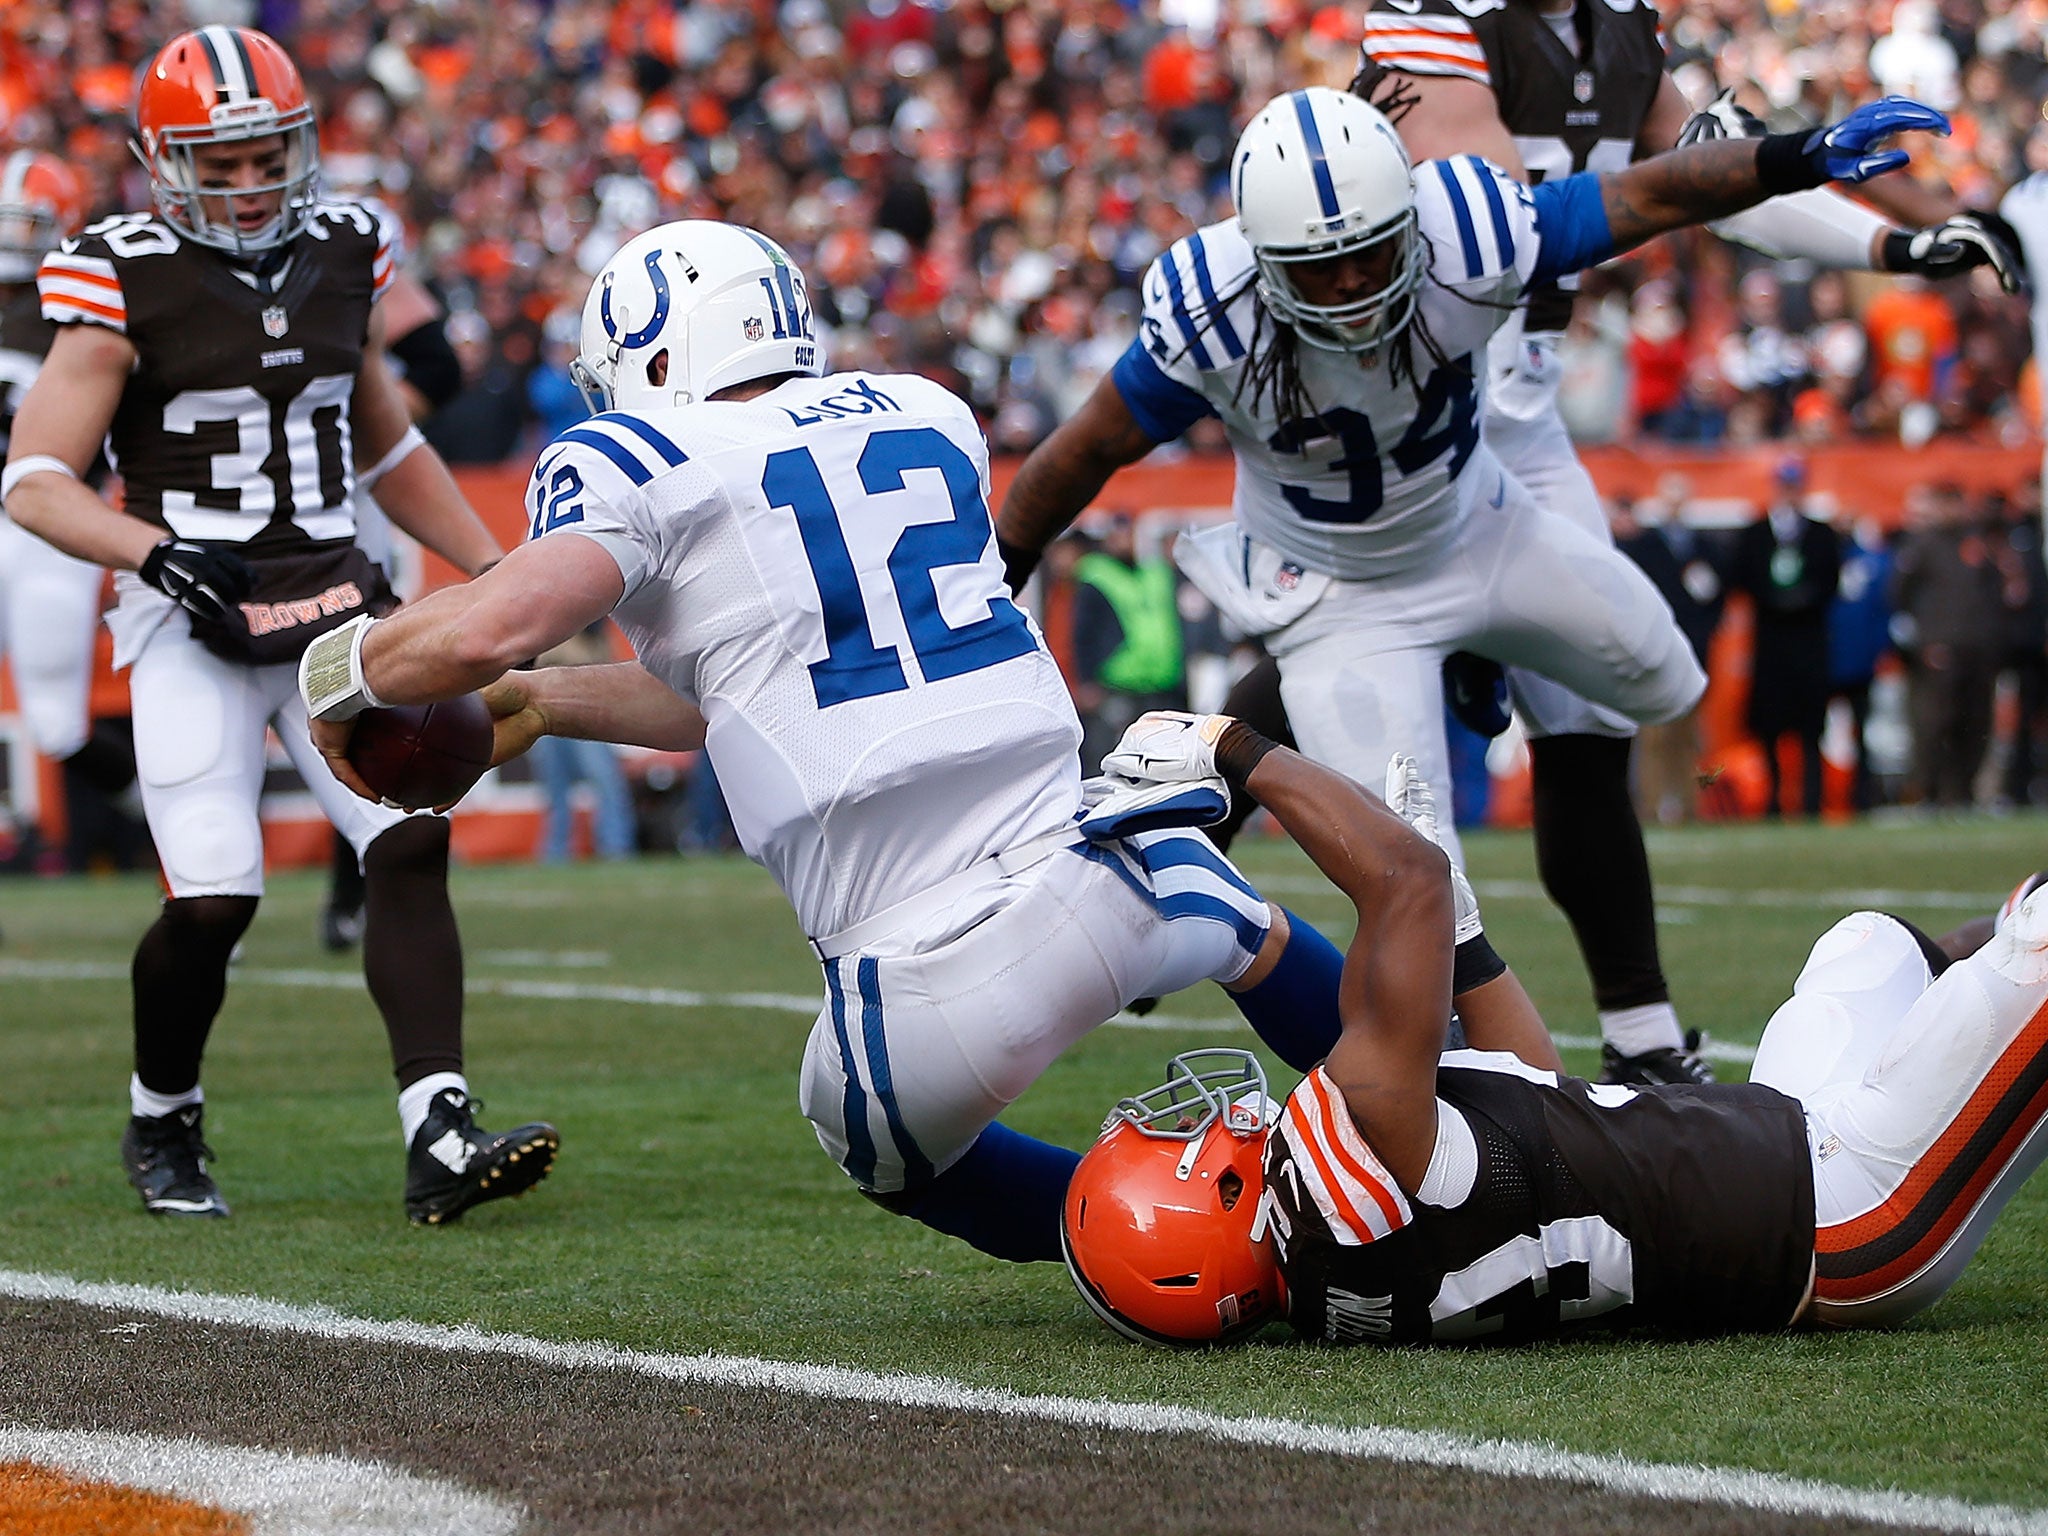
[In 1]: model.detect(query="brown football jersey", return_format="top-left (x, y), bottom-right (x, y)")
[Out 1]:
top-left (0, 284), bottom-right (54, 463)
top-left (37, 202), bottom-right (395, 552)
top-left (1266, 1056), bottom-right (1815, 1345)
top-left (1363, 0), bottom-right (1667, 330)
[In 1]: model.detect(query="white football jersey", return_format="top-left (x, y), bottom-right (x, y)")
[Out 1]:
top-left (1116, 155), bottom-right (1542, 581)
top-left (524, 372), bottom-right (1083, 939)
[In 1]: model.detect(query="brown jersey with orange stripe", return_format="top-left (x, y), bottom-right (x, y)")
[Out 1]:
top-left (1264, 1054), bottom-right (1814, 1344)
top-left (36, 201), bottom-right (394, 553)
top-left (1361, 0), bottom-right (1665, 332)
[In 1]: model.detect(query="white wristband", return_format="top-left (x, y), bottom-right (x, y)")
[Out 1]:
top-left (356, 423), bottom-right (426, 493)
top-left (299, 613), bottom-right (387, 721)
top-left (1, 454), bottom-right (80, 507)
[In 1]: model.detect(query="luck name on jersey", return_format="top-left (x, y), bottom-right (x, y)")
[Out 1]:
top-left (36, 201), bottom-right (396, 549)
top-left (1109, 157), bottom-right (1592, 581)
top-left (518, 373), bottom-right (1082, 939)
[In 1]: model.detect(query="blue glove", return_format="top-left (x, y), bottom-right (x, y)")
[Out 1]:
top-left (1803, 96), bottom-right (1949, 185)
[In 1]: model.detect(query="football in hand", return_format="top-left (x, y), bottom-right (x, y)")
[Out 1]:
top-left (345, 694), bottom-right (495, 809)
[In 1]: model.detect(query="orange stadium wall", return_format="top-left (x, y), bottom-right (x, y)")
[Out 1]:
top-left (1, 440), bottom-right (2038, 867)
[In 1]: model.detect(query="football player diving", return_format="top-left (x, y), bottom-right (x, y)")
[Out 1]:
top-left (1215, 0), bottom-right (2028, 1092)
top-left (995, 84), bottom-right (1959, 1083)
top-left (1062, 710), bottom-right (2048, 1348)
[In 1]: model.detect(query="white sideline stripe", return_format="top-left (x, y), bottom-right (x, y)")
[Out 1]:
top-left (1260, 875), bottom-right (1992, 912)
top-left (0, 1423), bottom-right (521, 1536)
top-left (0, 959), bottom-right (1759, 1062)
top-left (2, 1269), bottom-right (2042, 1536)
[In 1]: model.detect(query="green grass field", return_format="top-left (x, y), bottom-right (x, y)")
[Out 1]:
top-left (2, 814), bottom-right (2045, 1509)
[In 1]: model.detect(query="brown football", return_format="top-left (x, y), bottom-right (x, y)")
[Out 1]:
top-left (345, 694), bottom-right (495, 809)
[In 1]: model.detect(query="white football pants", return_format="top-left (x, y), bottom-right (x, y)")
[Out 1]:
top-left (1270, 454), bottom-right (1703, 866)
top-left (800, 828), bottom-right (1270, 1193)
top-left (0, 516), bottom-right (102, 760)
top-left (1751, 900), bottom-right (2048, 1327)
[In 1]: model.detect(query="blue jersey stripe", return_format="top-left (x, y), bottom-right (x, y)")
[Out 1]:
top-left (1434, 160), bottom-right (1483, 279)
top-left (1186, 232), bottom-right (1245, 361)
top-left (556, 425), bottom-right (654, 486)
top-left (597, 412), bottom-right (688, 466)
top-left (1136, 834), bottom-right (1264, 905)
top-left (858, 957), bottom-right (933, 1185)
top-left (1155, 890), bottom-right (1270, 955)
top-left (1158, 255), bottom-right (1215, 371)
top-left (1474, 161), bottom-right (1515, 271)
top-left (1290, 91), bottom-right (1342, 221)
top-left (826, 962), bottom-right (878, 1187)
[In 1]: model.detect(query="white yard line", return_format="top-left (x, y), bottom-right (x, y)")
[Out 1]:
top-left (0, 958), bottom-right (1758, 1062)
top-left (0, 1269), bottom-right (2040, 1535)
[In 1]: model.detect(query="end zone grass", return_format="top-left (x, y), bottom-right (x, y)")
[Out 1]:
top-left (1, 814), bottom-right (2044, 1509)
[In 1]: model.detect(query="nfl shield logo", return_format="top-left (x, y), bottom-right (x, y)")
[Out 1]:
top-left (1573, 70), bottom-right (1595, 103)
top-left (1275, 562), bottom-right (1302, 593)
top-left (262, 305), bottom-right (290, 339)
top-left (744, 316), bottom-right (765, 341)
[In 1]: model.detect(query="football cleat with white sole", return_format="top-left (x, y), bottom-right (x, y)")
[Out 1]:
top-left (404, 1089), bottom-right (559, 1226)
top-left (122, 1105), bottom-right (230, 1218)
top-left (1994, 871), bottom-right (2048, 937)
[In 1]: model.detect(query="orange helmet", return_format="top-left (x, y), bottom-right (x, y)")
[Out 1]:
top-left (0, 151), bottom-right (86, 284)
top-left (1061, 1049), bottom-right (1286, 1346)
top-left (133, 25), bottom-right (320, 254)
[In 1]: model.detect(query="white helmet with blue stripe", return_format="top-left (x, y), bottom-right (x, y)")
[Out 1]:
top-left (1232, 88), bottom-right (1423, 356)
top-left (572, 220), bottom-right (823, 412)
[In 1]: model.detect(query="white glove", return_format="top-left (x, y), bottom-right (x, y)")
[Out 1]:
top-left (1384, 754), bottom-right (1483, 945)
top-left (1101, 710), bottom-right (1233, 784)
top-left (1078, 773), bottom-right (1230, 841)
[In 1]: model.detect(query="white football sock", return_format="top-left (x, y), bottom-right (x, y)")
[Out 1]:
top-left (131, 1075), bottom-right (204, 1119)
top-left (399, 1071), bottom-right (469, 1146)
top-left (1599, 1002), bottom-right (1685, 1056)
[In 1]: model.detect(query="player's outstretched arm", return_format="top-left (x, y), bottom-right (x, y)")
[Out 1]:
top-left (482, 662), bottom-right (706, 761)
top-left (995, 371), bottom-right (1161, 589)
top-left (1597, 96), bottom-right (1950, 254)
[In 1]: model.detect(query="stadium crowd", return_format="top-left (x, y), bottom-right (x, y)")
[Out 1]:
top-left (3, 0), bottom-right (2043, 459)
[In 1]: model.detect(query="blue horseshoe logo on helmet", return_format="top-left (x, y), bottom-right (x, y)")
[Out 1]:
top-left (600, 249), bottom-right (671, 349)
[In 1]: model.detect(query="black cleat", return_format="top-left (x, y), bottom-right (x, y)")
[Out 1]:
top-left (319, 903), bottom-right (364, 953)
top-left (405, 1089), bottom-right (559, 1226)
top-left (1599, 1028), bottom-right (1715, 1087)
top-left (122, 1106), bottom-right (230, 1217)
top-left (1442, 651), bottom-right (1512, 739)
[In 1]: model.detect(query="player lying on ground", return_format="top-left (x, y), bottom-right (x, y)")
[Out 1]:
top-left (1063, 712), bottom-right (2048, 1345)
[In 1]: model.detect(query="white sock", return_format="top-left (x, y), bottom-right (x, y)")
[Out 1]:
top-left (1599, 1002), bottom-right (1684, 1056)
top-left (131, 1075), bottom-right (203, 1120)
top-left (399, 1072), bottom-right (468, 1146)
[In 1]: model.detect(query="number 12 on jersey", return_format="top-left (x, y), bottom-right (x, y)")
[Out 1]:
top-left (764, 425), bottom-right (1039, 708)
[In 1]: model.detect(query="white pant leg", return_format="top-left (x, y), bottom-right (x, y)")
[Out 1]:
top-left (130, 618), bottom-right (277, 897)
top-left (1751, 912), bottom-right (1937, 1106)
top-left (800, 837), bottom-right (1269, 1192)
top-left (1796, 895), bottom-right (2048, 1326)
top-left (1485, 407), bottom-right (1637, 741)
top-left (0, 518), bottom-right (102, 760)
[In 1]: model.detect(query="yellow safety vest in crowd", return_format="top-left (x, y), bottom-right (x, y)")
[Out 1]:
top-left (1074, 553), bottom-right (1185, 695)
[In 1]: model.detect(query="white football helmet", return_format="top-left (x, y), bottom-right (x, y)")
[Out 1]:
top-left (572, 220), bottom-right (823, 412)
top-left (1232, 88), bottom-right (1423, 356)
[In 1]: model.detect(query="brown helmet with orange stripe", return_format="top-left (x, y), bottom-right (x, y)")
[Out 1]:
top-left (0, 151), bottom-right (86, 284)
top-left (133, 25), bottom-right (321, 255)
top-left (1060, 1049), bottom-right (1286, 1346)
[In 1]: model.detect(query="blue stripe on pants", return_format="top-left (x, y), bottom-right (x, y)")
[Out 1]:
top-left (858, 957), bottom-right (934, 1185)
top-left (827, 961), bottom-right (878, 1187)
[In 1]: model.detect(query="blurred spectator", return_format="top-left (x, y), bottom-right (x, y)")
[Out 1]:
top-left (526, 309), bottom-right (593, 447)
top-left (1717, 269), bottom-right (1807, 433)
top-left (1827, 515), bottom-right (1897, 814)
top-left (1615, 480), bottom-right (1726, 824)
top-left (1733, 460), bottom-right (1842, 818)
top-left (1992, 485), bottom-right (2048, 806)
top-left (1889, 483), bottom-right (2006, 809)
top-left (1070, 511), bottom-right (1186, 773)
top-left (529, 624), bottom-right (636, 862)
top-left (423, 310), bottom-right (531, 465)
